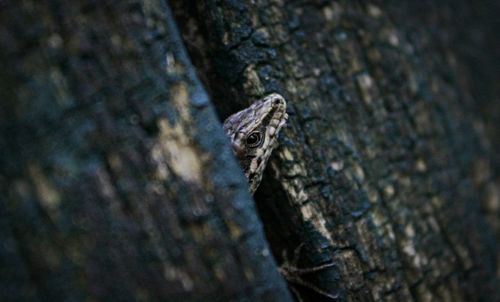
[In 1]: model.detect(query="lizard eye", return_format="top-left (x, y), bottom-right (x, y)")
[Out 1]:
top-left (246, 132), bottom-right (262, 147)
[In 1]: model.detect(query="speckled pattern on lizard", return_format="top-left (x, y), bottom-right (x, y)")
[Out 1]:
top-left (223, 93), bottom-right (288, 194)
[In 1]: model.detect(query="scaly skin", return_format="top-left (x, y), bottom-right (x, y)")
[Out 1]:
top-left (223, 93), bottom-right (288, 194)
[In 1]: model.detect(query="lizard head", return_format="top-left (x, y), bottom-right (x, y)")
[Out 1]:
top-left (223, 93), bottom-right (288, 193)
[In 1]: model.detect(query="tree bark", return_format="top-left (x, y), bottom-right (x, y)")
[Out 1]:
top-left (173, 0), bottom-right (500, 301)
top-left (0, 1), bottom-right (290, 301)
top-left (1, 0), bottom-right (499, 302)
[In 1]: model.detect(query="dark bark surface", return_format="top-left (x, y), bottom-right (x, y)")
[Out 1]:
top-left (173, 0), bottom-right (500, 301)
top-left (0, 0), bottom-right (499, 302)
top-left (0, 1), bottom-right (291, 301)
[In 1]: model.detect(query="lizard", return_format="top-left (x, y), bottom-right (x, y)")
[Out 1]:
top-left (223, 93), bottom-right (338, 301)
top-left (223, 93), bottom-right (288, 194)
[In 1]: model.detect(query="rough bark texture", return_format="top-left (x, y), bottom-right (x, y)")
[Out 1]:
top-left (1, 0), bottom-right (499, 302)
top-left (0, 1), bottom-right (291, 301)
top-left (173, 0), bottom-right (500, 301)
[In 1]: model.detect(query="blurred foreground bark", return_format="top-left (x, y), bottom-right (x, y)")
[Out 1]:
top-left (0, 1), bottom-right (290, 301)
